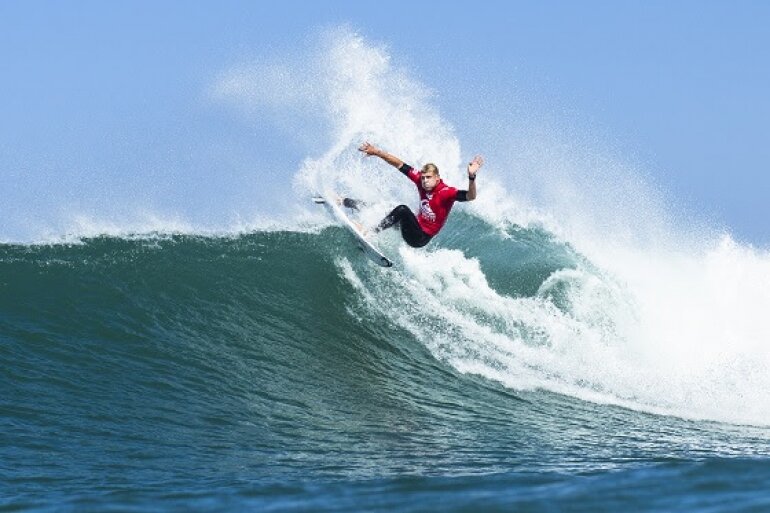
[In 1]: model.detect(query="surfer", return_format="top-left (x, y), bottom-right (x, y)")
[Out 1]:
top-left (356, 142), bottom-right (484, 248)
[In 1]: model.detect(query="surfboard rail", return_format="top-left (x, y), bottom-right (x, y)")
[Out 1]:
top-left (313, 195), bottom-right (393, 268)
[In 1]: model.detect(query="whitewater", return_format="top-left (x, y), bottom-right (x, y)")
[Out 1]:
top-left (220, 28), bottom-right (770, 427)
top-left (3, 27), bottom-right (770, 512)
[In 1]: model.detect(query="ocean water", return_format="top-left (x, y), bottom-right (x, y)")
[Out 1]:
top-left (2, 222), bottom-right (770, 512)
top-left (5, 27), bottom-right (770, 512)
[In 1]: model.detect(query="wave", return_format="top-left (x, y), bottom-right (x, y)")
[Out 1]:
top-left (5, 27), bottom-right (770, 432)
top-left (3, 211), bottom-right (770, 431)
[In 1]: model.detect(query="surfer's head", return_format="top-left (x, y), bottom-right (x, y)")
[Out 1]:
top-left (420, 163), bottom-right (440, 191)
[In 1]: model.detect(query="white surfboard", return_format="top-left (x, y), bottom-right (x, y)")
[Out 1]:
top-left (313, 195), bottom-right (393, 268)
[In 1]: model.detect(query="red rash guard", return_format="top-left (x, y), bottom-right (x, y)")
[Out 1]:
top-left (404, 166), bottom-right (466, 237)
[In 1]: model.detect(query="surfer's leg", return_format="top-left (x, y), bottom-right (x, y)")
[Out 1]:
top-left (375, 205), bottom-right (411, 232)
top-left (375, 205), bottom-right (431, 247)
top-left (399, 213), bottom-right (432, 248)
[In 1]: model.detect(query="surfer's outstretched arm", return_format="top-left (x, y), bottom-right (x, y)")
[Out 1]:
top-left (465, 155), bottom-right (484, 201)
top-left (358, 142), bottom-right (404, 170)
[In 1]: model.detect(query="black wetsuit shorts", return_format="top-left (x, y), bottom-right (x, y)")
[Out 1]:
top-left (376, 205), bottom-right (432, 248)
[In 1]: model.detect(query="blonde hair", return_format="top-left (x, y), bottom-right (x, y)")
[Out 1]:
top-left (421, 163), bottom-right (439, 176)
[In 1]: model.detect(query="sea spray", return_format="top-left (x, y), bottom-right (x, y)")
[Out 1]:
top-left (264, 28), bottom-right (770, 426)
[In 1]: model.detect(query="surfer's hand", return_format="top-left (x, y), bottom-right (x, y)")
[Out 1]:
top-left (358, 142), bottom-right (379, 157)
top-left (468, 155), bottom-right (484, 177)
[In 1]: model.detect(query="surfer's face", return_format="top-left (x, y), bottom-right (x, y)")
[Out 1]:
top-left (420, 171), bottom-right (439, 191)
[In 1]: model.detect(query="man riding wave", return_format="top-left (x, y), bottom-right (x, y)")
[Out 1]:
top-left (354, 142), bottom-right (484, 247)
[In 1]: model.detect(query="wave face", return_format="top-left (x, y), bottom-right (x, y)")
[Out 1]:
top-left (3, 227), bottom-right (770, 511)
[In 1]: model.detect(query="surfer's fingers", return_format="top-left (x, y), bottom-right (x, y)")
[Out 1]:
top-left (358, 142), bottom-right (376, 156)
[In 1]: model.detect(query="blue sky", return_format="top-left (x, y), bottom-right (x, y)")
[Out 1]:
top-left (1, 1), bottom-right (768, 243)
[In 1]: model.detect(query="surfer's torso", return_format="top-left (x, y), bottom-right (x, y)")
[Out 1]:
top-left (402, 165), bottom-right (464, 236)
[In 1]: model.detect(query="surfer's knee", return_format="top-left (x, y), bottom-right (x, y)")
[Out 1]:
top-left (393, 205), bottom-right (411, 217)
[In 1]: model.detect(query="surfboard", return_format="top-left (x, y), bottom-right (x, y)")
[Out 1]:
top-left (313, 195), bottom-right (393, 268)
